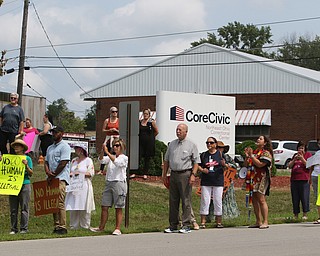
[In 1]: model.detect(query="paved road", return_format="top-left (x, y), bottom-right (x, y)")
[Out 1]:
top-left (1, 223), bottom-right (319, 256)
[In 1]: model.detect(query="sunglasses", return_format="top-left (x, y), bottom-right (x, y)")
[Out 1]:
top-left (112, 111), bottom-right (118, 113)
top-left (113, 144), bottom-right (121, 147)
top-left (11, 97), bottom-right (17, 100)
top-left (205, 141), bottom-right (215, 145)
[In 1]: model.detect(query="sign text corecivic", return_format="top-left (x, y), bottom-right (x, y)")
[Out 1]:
top-left (185, 110), bottom-right (231, 124)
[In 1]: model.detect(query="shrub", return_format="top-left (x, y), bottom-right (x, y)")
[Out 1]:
top-left (139, 140), bottom-right (167, 176)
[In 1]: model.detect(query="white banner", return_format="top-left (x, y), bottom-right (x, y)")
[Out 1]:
top-left (66, 174), bottom-right (84, 192)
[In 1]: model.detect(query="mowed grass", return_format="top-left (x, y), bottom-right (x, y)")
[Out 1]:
top-left (0, 164), bottom-right (318, 241)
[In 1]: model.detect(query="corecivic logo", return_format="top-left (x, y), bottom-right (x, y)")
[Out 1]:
top-left (170, 106), bottom-right (231, 124)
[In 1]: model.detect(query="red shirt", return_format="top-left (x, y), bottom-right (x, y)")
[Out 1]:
top-left (290, 152), bottom-right (312, 181)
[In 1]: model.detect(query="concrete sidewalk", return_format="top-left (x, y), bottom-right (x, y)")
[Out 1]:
top-left (1, 223), bottom-right (319, 256)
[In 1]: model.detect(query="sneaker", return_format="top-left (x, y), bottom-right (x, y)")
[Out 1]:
top-left (302, 216), bottom-right (308, 221)
top-left (9, 231), bottom-right (16, 235)
top-left (55, 228), bottom-right (67, 235)
top-left (179, 226), bottom-right (191, 234)
top-left (164, 227), bottom-right (179, 233)
top-left (20, 230), bottom-right (28, 234)
top-left (90, 227), bottom-right (104, 232)
top-left (129, 174), bottom-right (136, 179)
top-left (112, 229), bottom-right (122, 235)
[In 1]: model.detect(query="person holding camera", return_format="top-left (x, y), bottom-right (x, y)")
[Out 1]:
top-left (288, 141), bottom-right (312, 220)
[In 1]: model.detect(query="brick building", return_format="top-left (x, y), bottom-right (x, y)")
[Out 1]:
top-left (81, 44), bottom-right (320, 150)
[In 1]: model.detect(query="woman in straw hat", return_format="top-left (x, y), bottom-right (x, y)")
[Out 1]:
top-left (8, 139), bottom-right (33, 234)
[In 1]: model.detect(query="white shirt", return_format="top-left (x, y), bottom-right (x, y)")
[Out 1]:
top-left (312, 150), bottom-right (320, 177)
top-left (99, 154), bottom-right (128, 181)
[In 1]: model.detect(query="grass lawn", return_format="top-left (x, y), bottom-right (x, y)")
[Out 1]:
top-left (0, 164), bottom-right (318, 241)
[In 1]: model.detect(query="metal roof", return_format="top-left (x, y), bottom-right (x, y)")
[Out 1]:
top-left (81, 43), bottom-right (320, 100)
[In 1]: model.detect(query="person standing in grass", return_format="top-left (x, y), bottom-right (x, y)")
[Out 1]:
top-left (244, 135), bottom-right (273, 229)
top-left (310, 147), bottom-right (320, 224)
top-left (91, 138), bottom-right (128, 235)
top-left (162, 123), bottom-right (199, 234)
top-left (288, 141), bottom-right (312, 220)
top-left (45, 125), bottom-right (71, 235)
top-left (8, 139), bottom-right (33, 234)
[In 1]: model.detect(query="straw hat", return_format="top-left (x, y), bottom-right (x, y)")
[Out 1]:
top-left (11, 139), bottom-right (28, 152)
top-left (216, 141), bottom-right (230, 153)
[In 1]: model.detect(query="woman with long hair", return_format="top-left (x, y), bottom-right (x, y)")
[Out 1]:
top-left (244, 135), bottom-right (273, 229)
top-left (38, 114), bottom-right (53, 157)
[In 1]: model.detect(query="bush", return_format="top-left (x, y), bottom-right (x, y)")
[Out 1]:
top-left (235, 140), bottom-right (277, 177)
top-left (139, 140), bottom-right (167, 176)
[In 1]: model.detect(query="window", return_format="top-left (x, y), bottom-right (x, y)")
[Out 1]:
top-left (283, 143), bottom-right (298, 151)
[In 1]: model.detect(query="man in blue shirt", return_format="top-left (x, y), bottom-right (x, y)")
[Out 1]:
top-left (45, 125), bottom-right (71, 235)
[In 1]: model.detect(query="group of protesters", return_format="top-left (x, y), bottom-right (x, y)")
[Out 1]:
top-left (1, 97), bottom-right (320, 237)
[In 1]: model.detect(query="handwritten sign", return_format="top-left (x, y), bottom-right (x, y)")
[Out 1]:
top-left (33, 179), bottom-right (60, 216)
top-left (317, 175), bottom-right (320, 206)
top-left (0, 154), bottom-right (26, 195)
top-left (23, 131), bottom-right (36, 153)
top-left (66, 174), bottom-right (84, 192)
top-left (223, 167), bottom-right (237, 195)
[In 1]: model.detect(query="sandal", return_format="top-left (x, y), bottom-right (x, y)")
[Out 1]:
top-left (313, 218), bottom-right (320, 224)
top-left (248, 224), bottom-right (260, 228)
top-left (216, 223), bottom-right (224, 229)
top-left (199, 223), bottom-right (206, 229)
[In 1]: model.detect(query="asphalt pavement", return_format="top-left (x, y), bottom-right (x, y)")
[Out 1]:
top-left (1, 223), bottom-right (319, 256)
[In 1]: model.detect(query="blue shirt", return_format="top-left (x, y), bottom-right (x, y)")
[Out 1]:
top-left (46, 140), bottom-right (71, 184)
top-left (0, 104), bottom-right (25, 133)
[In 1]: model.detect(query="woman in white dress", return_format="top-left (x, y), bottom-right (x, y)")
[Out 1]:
top-left (66, 145), bottom-right (95, 229)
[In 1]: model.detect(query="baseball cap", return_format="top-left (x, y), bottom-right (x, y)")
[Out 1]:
top-left (50, 125), bottom-right (64, 133)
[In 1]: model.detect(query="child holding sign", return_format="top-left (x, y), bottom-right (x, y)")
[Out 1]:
top-left (9, 139), bottom-right (33, 234)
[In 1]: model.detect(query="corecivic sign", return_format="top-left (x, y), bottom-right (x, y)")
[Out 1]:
top-left (156, 91), bottom-right (235, 154)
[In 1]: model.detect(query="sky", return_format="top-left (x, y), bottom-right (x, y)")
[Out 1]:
top-left (1, 0), bottom-right (320, 118)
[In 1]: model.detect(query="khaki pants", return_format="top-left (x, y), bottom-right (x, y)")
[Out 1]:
top-left (53, 180), bottom-right (67, 229)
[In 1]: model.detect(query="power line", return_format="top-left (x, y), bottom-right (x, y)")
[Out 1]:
top-left (31, 2), bottom-right (94, 100)
top-left (5, 15), bottom-right (320, 52)
top-left (28, 56), bottom-right (320, 70)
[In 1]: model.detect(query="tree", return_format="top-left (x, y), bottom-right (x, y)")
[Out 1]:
top-left (276, 35), bottom-right (320, 71)
top-left (84, 104), bottom-right (96, 131)
top-left (47, 98), bottom-right (86, 132)
top-left (191, 21), bottom-right (273, 57)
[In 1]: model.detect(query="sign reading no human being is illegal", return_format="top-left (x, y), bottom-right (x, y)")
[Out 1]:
top-left (0, 154), bottom-right (26, 196)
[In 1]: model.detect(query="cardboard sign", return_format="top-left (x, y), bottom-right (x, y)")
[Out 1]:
top-left (0, 154), bottom-right (26, 195)
top-left (33, 179), bottom-right (60, 216)
top-left (223, 167), bottom-right (237, 195)
top-left (66, 174), bottom-right (84, 192)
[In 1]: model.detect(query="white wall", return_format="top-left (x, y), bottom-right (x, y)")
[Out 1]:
top-left (156, 91), bottom-right (235, 155)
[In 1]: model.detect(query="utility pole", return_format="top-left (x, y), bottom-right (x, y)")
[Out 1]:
top-left (17, 0), bottom-right (30, 105)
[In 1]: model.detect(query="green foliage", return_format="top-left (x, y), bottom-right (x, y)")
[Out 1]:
top-left (84, 104), bottom-right (96, 131)
top-left (139, 140), bottom-right (167, 176)
top-left (276, 35), bottom-right (320, 71)
top-left (47, 98), bottom-right (86, 132)
top-left (191, 21), bottom-right (273, 57)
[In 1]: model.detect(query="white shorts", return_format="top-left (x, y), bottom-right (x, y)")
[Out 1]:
top-left (200, 186), bottom-right (223, 216)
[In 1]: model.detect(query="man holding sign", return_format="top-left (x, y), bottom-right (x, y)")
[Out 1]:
top-left (45, 125), bottom-right (71, 235)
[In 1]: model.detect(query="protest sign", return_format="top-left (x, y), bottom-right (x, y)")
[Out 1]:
top-left (23, 131), bottom-right (36, 153)
top-left (0, 154), bottom-right (26, 195)
top-left (66, 174), bottom-right (84, 192)
top-left (33, 179), bottom-right (60, 216)
top-left (317, 175), bottom-right (320, 206)
top-left (223, 167), bottom-right (237, 195)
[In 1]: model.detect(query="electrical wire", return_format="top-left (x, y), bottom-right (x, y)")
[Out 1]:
top-left (31, 3), bottom-right (94, 99)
